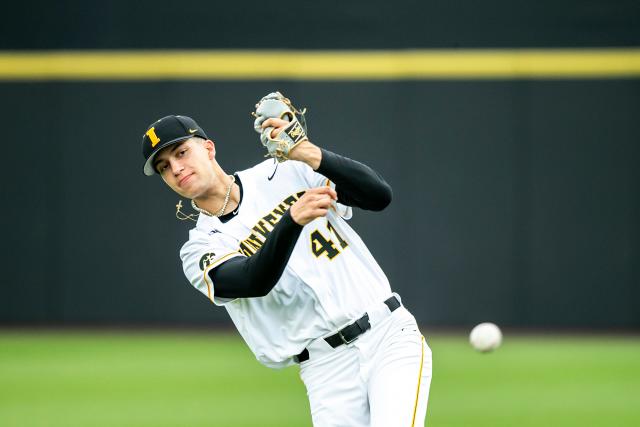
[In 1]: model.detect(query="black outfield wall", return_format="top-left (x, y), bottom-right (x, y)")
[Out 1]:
top-left (0, 0), bottom-right (638, 327)
top-left (1, 0), bottom-right (639, 49)
top-left (0, 80), bottom-right (638, 328)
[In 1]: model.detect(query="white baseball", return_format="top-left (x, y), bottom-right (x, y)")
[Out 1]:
top-left (469, 322), bottom-right (502, 352)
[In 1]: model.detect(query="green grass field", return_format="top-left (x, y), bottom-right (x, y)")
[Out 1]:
top-left (1, 331), bottom-right (639, 427)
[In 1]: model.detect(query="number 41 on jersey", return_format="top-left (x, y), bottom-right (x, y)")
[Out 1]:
top-left (310, 220), bottom-right (348, 260)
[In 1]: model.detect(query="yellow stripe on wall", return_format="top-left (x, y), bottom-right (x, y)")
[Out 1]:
top-left (0, 49), bottom-right (639, 80)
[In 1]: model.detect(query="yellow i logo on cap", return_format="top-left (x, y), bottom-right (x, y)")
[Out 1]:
top-left (146, 127), bottom-right (160, 147)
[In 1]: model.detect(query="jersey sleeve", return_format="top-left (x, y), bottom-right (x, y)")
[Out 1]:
top-left (180, 232), bottom-right (245, 306)
top-left (290, 160), bottom-right (353, 220)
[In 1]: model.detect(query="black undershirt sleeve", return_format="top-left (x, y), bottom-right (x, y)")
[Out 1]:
top-left (316, 148), bottom-right (392, 211)
top-left (209, 210), bottom-right (303, 299)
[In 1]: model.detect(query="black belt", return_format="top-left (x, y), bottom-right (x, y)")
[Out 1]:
top-left (295, 296), bottom-right (401, 363)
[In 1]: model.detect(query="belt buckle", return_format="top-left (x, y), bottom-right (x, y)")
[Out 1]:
top-left (338, 329), bottom-right (357, 345)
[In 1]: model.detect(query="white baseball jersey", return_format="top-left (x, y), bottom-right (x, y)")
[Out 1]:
top-left (180, 159), bottom-right (393, 368)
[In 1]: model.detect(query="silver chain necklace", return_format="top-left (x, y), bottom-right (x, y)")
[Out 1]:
top-left (191, 175), bottom-right (236, 217)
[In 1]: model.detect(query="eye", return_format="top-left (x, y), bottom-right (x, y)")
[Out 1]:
top-left (178, 148), bottom-right (188, 157)
top-left (157, 163), bottom-right (168, 173)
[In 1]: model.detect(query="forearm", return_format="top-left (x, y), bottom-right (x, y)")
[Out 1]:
top-left (209, 210), bottom-right (303, 298)
top-left (316, 148), bottom-right (392, 211)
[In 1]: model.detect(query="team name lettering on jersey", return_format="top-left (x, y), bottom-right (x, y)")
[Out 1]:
top-left (239, 191), bottom-right (305, 256)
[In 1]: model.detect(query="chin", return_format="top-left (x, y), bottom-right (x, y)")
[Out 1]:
top-left (169, 184), bottom-right (192, 199)
top-left (181, 186), bottom-right (205, 200)
top-left (178, 189), bottom-right (198, 200)
top-left (173, 179), bottom-right (199, 199)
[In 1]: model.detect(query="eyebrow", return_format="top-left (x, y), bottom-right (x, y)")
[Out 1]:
top-left (153, 141), bottom-right (187, 170)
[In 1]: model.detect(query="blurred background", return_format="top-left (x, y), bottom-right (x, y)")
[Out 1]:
top-left (0, 1), bottom-right (639, 426)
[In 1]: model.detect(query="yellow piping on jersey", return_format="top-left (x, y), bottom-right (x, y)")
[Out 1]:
top-left (325, 179), bottom-right (338, 212)
top-left (202, 251), bottom-right (242, 303)
top-left (411, 335), bottom-right (426, 427)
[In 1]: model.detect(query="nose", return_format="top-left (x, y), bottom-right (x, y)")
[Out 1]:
top-left (170, 159), bottom-right (184, 176)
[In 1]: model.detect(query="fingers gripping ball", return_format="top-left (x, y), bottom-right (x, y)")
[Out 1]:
top-left (253, 91), bottom-right (309, 162)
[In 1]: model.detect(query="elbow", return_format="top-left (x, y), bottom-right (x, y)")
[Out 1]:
top-left (243, 284), bottom-right (273, 298)
top-left (246, 279), bottom-right (273, 298)
top-left (254, 282), bottom-right (275, 297)
top-left (253, 289), bottom-right (270, 298)
top-left (369, 183), bottom-right (393, 211)
top-left (250, 274), bottom-right (280, 298)
top-left (254, 267), bottom-right (290, 296)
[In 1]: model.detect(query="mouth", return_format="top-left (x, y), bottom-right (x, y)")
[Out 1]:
top-left (179, 173), bottom-right (194, 187)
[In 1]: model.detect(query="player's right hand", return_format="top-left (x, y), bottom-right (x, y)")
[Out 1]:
top-left (290, 186), bottom-right (338, 226)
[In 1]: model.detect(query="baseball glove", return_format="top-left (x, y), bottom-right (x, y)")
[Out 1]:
top-left (253, 91), bottom-right (308, 162)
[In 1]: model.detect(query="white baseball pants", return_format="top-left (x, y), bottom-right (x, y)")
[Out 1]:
top-left (299, 303), bottom-right (432, 427)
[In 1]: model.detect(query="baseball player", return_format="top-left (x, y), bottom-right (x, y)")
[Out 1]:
top-left (141, 92), bottom-right (432, 426)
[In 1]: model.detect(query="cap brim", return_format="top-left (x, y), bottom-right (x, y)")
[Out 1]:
top-left (143, 136), bottom-right (194, 176)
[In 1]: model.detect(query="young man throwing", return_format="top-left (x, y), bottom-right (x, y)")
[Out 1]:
top-left (141, 92), bottom-right (432, 426)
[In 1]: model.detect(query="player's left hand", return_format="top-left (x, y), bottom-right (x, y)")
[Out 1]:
top-left (253, 91), bottom-right (309, 163)
top-left (261, 117), bottom-right (292, 139)
top-left (262, 118), bottom-right (322, 169)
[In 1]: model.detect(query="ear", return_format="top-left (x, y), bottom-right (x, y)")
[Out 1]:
top-left (203, 139), bottom-right (216, 158)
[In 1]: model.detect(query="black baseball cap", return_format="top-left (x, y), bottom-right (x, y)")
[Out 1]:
top-left (141, 115), bottom-right (208, 176)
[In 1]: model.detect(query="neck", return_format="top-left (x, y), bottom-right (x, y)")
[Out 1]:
top-left (225, 180), bottom-right (241, 214)
top-left (193, 173), bottom-right (239, 216)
